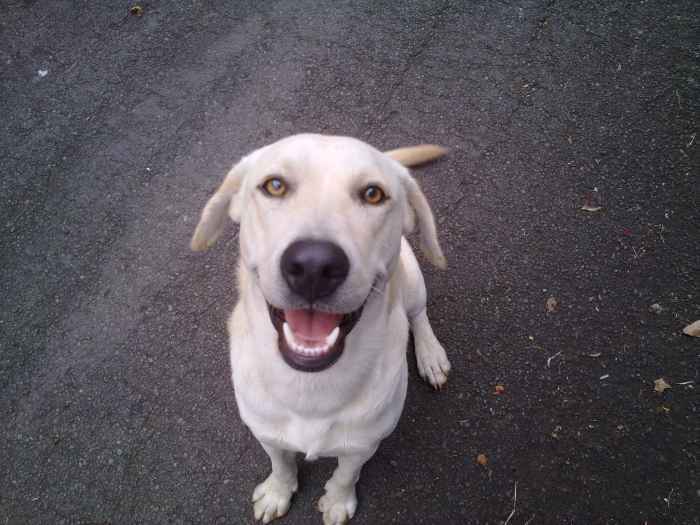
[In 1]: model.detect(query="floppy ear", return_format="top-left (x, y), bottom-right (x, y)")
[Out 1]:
top-left (400, 173), bottom-right (447, 269)
top-left (190, 157), bottom-right (249, 251)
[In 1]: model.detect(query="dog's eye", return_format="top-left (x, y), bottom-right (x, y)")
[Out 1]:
top-left (261, 177), bottom-right (287, 197)
top-left (361, 185), bottom-right (387, 205)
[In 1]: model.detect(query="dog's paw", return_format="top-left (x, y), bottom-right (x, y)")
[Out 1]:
top-left (252, 473), bottom-right (296, 523)
top-left (318, 485), bottom-right (357, 525)
top-left (415, 338), bottom-right (451, 389)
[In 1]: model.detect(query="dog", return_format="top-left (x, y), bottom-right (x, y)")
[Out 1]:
top-left (191, 134), bottom-right (450, 524)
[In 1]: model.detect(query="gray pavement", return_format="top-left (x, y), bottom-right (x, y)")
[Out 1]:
top-left (1, 1), bottom-right (698, 523)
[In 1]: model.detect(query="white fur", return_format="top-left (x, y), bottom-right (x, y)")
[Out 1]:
top-left (192, 134), bottom-right (450, 524)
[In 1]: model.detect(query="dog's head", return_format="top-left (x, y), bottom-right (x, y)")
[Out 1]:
top-left (191, 134), bottom-right (445, 372)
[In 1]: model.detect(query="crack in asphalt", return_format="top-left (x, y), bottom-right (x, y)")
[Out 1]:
top-left (367, 1), bottom-right (452, 141)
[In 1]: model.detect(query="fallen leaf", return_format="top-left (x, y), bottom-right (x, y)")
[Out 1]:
top-left (494, 384), bottom-right (505, 395)
top-left (130, 5), bottom-right (144, 16)
top-left (581, 205), bottom-right (603, 212)
top-left (546, 296), bottom-right (558, 312)
top-left (654, 378), bottom-right (672, 393)
top-left (476, 454), bottom-right (488, 466)
top-left (682, 320), bottom-right (700, 337)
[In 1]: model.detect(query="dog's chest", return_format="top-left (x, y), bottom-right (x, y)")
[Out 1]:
top-left (231, 335), bottom-right (408, 458)
top-left (273, 416), bottom-right (365, 460)
top-left (236, 366), bottom-right (407, 459)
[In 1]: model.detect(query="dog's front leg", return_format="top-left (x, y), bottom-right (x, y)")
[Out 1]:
top-left (318, 447), bottom-right (377, 525)
top-left (252, 443), bottom-right (298, 523)
top-left (400, 240), bottom-right (451, 389)
top-left (411, 308), bottom-right (451, 389)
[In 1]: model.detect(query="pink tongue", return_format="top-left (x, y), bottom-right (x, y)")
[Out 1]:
top-left (285, 309), bottom-right (342, 342)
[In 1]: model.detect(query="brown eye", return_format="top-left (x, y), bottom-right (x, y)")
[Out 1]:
top-left (261, 177), bottom-right (287, 197)
top-left (361, 185), bottom-right (387, 205)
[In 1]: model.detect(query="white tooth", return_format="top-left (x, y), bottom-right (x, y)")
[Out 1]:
top-left (325, 326), bottom-right (340, 348)
top-left (283, 322), bottom-right (296, 348)
top-left (284, 322), bottom-right (335, 357)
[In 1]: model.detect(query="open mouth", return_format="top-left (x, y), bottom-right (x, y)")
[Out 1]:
top-left (267, 304), bottom-right (363, 372)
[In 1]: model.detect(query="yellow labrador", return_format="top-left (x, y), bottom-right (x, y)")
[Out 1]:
top-left (191, 134), bottom-right (450, 524)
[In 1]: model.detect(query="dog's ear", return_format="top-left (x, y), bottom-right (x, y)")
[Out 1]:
top-left (385, 144), bottom-right (447, 269)
top-left (190, 157), bottom-right (249, 251)
top-left (400, 172), bottom-right (446, 270)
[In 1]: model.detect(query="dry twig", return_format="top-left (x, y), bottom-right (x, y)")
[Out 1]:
top-left (547, 351), bottom-right (562, 368)
top-left (504, 481), bottom-right (518, 525)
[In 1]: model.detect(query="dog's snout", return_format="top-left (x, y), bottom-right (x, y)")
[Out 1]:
top-left (281, 240), bottom-right (350, 303)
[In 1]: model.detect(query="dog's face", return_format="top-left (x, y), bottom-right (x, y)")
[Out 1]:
top-left (191, 134), bottom-right (444, 372)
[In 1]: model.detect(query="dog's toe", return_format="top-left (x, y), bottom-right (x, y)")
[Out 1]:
top-left (416, 339), bottom-right (450, 389)
top-left (428, 367), bottom-right (448, 390)
top-left (252, 474), bottom-right (295, 523)
top-left (318, 487), bottom-right (357, 525)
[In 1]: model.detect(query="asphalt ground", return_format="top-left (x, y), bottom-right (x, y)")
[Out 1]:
top-left (1, 1), bottom-right (698, 524)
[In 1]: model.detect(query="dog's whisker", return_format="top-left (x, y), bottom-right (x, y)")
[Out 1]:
top-left (370, 285), bottom-right (385, 297)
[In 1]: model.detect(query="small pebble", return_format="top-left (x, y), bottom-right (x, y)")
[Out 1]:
top-left (649, 303), bottom-right (664, 314)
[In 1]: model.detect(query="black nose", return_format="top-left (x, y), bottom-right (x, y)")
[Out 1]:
top-left (280, 240), bottom-right (350, 303)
